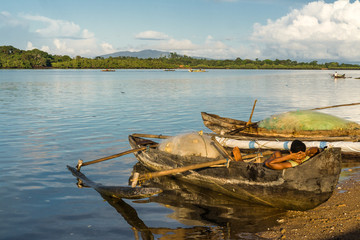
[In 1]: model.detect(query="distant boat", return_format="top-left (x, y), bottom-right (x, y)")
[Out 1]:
top-left (164, 69), bottom-right (175, 71)
top-left (332, 73), bottom-right (345, 78)
top-left (101, 69), bottom-right (115, 72)
top-left (189, 69), bottom-right (206, 72)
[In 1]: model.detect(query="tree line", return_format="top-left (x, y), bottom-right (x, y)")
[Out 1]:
top-left (1, 45), bottom-right (360, 70)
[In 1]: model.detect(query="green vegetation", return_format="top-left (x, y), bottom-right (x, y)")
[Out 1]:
top-left (1, 45), bottom-right (360, 70)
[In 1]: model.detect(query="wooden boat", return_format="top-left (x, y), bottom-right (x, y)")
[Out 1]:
top-left (201, 111), bottom-right (360, 141)
top-left (189, 69), bottom-right (206, 72)
top-left (202, 111), bottom-right (360, 158)
top-left (129, 134), bottom-right (342, 210)
top-left (332, 73), bottom-right (345, 78)
top-left (101, 69), bottom-right (115, 72)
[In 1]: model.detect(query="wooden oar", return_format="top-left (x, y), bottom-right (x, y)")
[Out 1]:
top-left (76, 144), bottom-right (157, 170)
top-left (247, 99), bottom-right (257, 125)
top-left (310, 102), bottom-right (360, 111)
top-left (136, 151), bottom-right (273, 182)
top-left (225, 100), bottom-right (258, 135)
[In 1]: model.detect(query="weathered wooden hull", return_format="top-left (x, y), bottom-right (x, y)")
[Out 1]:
top-left (129, 135), bottom-right (342, 210)
top-left (201, 112), bottom-right (360, 141)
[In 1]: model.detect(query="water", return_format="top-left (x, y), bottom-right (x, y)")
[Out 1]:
top-left (1, 69), bottom-right (360, 239)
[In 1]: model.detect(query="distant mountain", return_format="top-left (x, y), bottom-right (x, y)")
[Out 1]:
top-left (99, 49), bottom-right (171, 59)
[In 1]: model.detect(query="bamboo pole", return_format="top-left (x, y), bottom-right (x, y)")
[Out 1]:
top-left (137, 151), bottom-right (273, 181)
top-left (310, 102), bottom-right (360, 111)
top-left (139, 159), bottom-right (229, 180)
top-left (132, 133), bottom-right (171, 139)
top-left (76, 144), bottom-right (157, 170)
top-left (247, 99), bottom-right (257, 125)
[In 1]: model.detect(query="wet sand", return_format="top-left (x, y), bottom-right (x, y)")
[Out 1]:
top-left (257, 170), bottom-right (360, 240)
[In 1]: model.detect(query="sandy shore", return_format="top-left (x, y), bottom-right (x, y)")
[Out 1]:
top-left (257, 170), bottom-right (360, 240)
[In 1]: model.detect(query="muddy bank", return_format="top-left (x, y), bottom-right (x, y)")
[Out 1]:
top-left (257, 170), bottom-right (360, 240)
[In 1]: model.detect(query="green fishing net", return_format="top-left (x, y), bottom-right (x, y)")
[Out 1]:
top-left (258, 110), bottom-right (360, 131)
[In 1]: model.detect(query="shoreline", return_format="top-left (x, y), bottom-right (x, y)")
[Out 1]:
top-left (257, 170), bottom-right (360, 240)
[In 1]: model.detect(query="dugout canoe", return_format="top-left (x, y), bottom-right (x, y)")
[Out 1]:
top-left (201, 111), bottom-right (360, 141)
top-left (129, 135), bottom-right (342, 210)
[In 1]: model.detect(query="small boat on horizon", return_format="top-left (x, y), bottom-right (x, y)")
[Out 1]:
top-left (189, 69), bottom-right (206, 72)
top-left (332, 73), bottom-right (345, 78)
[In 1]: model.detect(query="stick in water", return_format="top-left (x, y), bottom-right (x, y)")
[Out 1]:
top-left (76, 144), bottom-right (157, 171)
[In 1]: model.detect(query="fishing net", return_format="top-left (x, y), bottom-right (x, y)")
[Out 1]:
top-left (158, 132), bottom-right (222, 158)
top-left (258, 110), bottom-right (360, 131)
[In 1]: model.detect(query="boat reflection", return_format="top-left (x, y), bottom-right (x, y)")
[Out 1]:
top-left (132, 163), bottom-right (285, 238)
top-left (72, 162), bottom-right (286, 239)
top-left (99, 194), bottom-right (155, 240)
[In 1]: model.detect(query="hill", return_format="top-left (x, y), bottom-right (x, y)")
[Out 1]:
top-left (99, 49), bottom-right (171, 59)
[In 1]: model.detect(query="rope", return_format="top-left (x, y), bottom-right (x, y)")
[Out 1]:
top-left (198, 130), bottom-right (209, 157)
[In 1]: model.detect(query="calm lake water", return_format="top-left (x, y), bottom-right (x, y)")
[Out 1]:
top-left (1, 69), bottom-right (360, 240)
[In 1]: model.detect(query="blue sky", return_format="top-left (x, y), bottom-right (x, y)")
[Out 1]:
top-left (1, 0), bottom-right (360, 62)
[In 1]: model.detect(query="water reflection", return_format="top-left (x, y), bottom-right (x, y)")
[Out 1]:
top-left (145, 179), bottom-right (285, 238)
top-left (69, 162), bottom-right (285, 239)
top-left (100, 195), bottom-right (154, 240)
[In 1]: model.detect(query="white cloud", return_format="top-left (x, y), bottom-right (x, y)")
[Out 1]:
top-left (21, 14), bottom-right (83, 38)
top-left (26, 41), bottom-right (35, 50)
top-left (40, 45), bottom-right (50, 53)
top-left (0, 11), bottom-right (25, 27)
top-left (0, 12), bottom-right (113, 57)
top-left (135, 30), bottom-right (170, 40)
top-left (251, 0), bottom-right (360, 61)
top-left (101, 42), bottom-right (115, 54)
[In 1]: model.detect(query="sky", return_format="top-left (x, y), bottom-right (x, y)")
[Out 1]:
top-left (1, 0), bottom-right (360, 62)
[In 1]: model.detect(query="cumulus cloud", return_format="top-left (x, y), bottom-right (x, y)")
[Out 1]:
top-left (19, 14), bottom-right (104, 56)
top-left (135, 30), bottom-right (170, 40)
top-left (21, 14), bottom-right (85, 39)
top-left (251, 0), bottom-right (360, 61)
top-left (26, 41), bottom-right (35, 50)
top-left (0, 12), bottom-right (113, 57)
